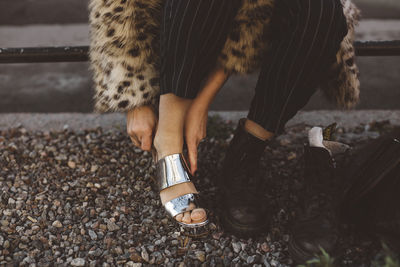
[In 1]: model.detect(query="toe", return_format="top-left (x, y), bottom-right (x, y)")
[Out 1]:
top-left (175, 213), bottom-right (183, 222)
top-left (190, 208), bottom-right (207, 222)
top-left (182, 211), bottom-right (192, 224)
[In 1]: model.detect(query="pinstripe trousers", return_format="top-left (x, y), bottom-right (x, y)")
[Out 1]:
top-left (160, 0), bottom-right (348, 134)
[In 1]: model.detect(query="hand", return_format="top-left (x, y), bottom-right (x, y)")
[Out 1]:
top-left (184, 102), bottom-right (208, 175)
top-left (126, 105), bottom-right (158, 151)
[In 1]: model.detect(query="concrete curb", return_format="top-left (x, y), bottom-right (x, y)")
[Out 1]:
top-left (1, 110), bottom-right (399, 132)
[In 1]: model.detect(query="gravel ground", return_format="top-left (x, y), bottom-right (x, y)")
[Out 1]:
top-left (0, 116), bottom-right (397, 266)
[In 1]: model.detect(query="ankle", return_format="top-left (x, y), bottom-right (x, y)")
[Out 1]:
top-left (244, 119), bottom-right (274, 141)
top-left (154, 133), bottom-right (183, 160)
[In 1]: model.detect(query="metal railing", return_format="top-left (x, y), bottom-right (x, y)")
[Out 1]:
top-left (0, 41), bottom-right (400, 64)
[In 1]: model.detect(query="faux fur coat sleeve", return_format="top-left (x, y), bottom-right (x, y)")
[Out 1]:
top-left (88, 0), bottom-right (162, 112)
top-left (89, 0), bottom-right (360, 113)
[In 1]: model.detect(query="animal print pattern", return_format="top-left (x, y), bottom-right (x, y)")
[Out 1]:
top-left (88, 0), bottom-right (162, 112)
top-left (319, 0), bottom-right (361, 108)
top-left (216, 0), bottom-right (275, 74)
top-left (89, 0), bottom-right (360, 112)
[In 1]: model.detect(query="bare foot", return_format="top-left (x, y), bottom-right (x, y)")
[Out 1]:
top-left (159, 182), bottom-right (207, 224)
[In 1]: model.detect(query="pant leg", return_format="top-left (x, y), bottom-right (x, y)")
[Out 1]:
top-left (160, 0), bottom-right (241, 99)
top-left (247, 0), bottom-right (349, 135)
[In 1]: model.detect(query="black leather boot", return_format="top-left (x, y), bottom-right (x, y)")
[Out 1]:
top-left (218, 118), bottom-right (270, 237)
top-left (288, 127), bottom-right (350, 263)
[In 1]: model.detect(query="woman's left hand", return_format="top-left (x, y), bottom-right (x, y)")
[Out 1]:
top-left (184, 102), bottom-right (208, 175)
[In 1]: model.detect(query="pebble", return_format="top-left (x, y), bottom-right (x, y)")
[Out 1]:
top-left (71, 258), bottom-right (85, 266)
top-left (88, 230), bottom-right (97, 240)
top-left (141, 248), bottom-right (149, 263)
top-left (27, 216), bottom-right (37, 223)
top-left (52, 220), bottom-right (62, 228)
top-left (232, 242), bottom-right (241, 253)
top-left (107, 221), bottom-right (120, 232)
top-left (204, 243), bottom-right (214, 253)
top-left (261, 242), bottom-right (270, 253)
top-left (247, 255), bottom-right (255, 264)
top-left (0, 123), bottom-right (385, 266)
top-left (68, 161), bottom-right (76, 169)
top-left (195, 251), bottom-right (206, 262)
top-left (90, 165), bottom-right (99, 172)
top-left (270, 259), bottom-right (279, 267)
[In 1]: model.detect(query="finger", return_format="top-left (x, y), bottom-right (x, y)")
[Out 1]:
top-left (130, 136), bottom-right (140, 147)
top-left (141, 134), bottom-right (153, 151)
top-left (187, 141), bottom-right (198, 175)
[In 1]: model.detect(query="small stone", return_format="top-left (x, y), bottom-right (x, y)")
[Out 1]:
top-left (195, 251), bottom-right (206, 262)
top-left (52, 220), bottom-right (62, 228)
top-left (27, 216), bottom-right (37, 223)
top-left (204, 243), bottom-right (214, 253)
top-left (247, 255), bottom-right (255, 264)
top-left (141, 248), bottom-right (149, 262)
top-left (263, 257), bottom-right (271, 267)
top-left (130, 252), bottom-right (142, 262)
top-left (270, 259), bottom-right (279, 267)
top-left (287, 152), bottom-right (297, 160)
top-left (126, 262), bottom-right (142, 267)
top-left (68, 161), bottom-right (76, 169)
top-left (279, 138), bottom-right (291, 146)
top-left (71, 258), bottom-right (85, 266)
top-left (88, 230), bottom-right (97, 240)
top-left (90, 165), bottom-right (99, 172)
top-left (261, 242), bottom-right (270, 253)
top-left (107, 221), bottom-right (120, 232)
top-left (114, 246), bottom-right (123, 255)
top-left (212, 232), bottom-right (223, 240)
top-left (232, 242), bottom-right (241, 253)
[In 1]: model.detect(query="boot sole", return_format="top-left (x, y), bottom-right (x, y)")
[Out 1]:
top-left (221, 210), bottom-right (269, 238)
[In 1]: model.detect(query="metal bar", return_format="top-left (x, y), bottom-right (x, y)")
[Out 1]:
top-left (0, 41), bottom-right (400, 64)
top-left (0, 46), bottom-right (89, 63)
top-left (355, 40), bottom-right (400, 56)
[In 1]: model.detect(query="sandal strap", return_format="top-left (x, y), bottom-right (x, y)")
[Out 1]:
top-left (164, 193), bottom-right (197, 217)
top-left (156, 153), bottom-right (192, 191)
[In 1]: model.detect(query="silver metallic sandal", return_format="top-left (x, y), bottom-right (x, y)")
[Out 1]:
top-left (155, 153), bottom-right (209, 237)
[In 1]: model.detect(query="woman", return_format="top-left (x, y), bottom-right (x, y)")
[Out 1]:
top-left (88, 0), bottom-right (360, 234)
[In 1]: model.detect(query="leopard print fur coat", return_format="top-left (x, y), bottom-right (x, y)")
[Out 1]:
top-left (89, 0), bottom-right (360, 112)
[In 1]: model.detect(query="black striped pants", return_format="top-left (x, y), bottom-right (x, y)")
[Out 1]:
top-left (160, 0), bottom-right (348, 134)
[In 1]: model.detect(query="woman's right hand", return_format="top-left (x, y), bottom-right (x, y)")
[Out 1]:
top-left (126, 105), bottom-right (158, 151)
